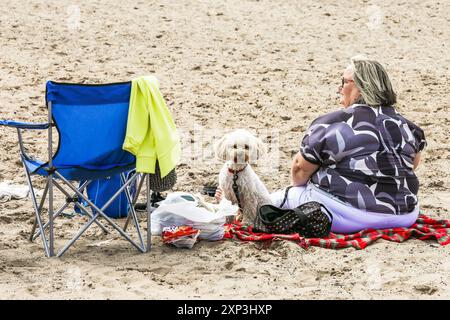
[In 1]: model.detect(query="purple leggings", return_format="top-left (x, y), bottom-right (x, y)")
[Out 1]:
top-left (269, 184), bottom-right (419, 234)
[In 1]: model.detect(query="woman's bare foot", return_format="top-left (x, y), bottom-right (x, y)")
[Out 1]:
top-left (226, 209), bottom-right (243, 224)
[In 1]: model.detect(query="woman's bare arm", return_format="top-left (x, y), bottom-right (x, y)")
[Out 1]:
top-left (290, 152), bottom-right (320, 186)
top-left (413, 152), bottom-right (421, 170)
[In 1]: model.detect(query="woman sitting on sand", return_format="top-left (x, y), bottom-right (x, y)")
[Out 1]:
top-left (269, 55), bottom-right (427, 233)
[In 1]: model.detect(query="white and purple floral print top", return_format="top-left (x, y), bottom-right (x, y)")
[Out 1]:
top-left (301, 104), bottom-right (426, 215)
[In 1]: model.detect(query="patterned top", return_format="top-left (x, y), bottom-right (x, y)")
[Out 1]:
top-left (301, 104), bottom-right (426, 215)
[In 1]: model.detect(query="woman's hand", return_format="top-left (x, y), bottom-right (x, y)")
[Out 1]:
top-left (215, 186), bottom-right (223, 203)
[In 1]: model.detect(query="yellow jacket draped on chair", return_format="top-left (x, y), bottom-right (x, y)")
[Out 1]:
top-left (122, 76), bottom-right (181, 177)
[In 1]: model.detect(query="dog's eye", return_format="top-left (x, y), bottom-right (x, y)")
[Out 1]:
top-left (233, 144), bottom-right (237, 149)
top-left (244, 145), bottom-right (249, 150)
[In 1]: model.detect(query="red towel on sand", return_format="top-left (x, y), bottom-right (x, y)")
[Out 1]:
top-left (223, 214), bottom-right (450, 250)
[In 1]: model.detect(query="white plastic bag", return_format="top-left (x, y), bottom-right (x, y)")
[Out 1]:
top-left (158, 192), bottom-right (199, 206)
top-left (151, 196), bottom-right (238, 241)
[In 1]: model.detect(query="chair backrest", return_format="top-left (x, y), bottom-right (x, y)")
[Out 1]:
top-left (46, 81), bottom-right (135, 170)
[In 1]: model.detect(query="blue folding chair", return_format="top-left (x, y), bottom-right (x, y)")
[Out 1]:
top-left (0, 81), bottom-right (152, 257)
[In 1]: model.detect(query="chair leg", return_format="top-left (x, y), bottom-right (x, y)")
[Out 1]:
top-left (29, 180), bottom-right (49, 242)
top-left (22, 162), bottom-right (51, 257)
top-left (17, 130), bottom-right (51, 256)
top-left (48, 175), bottom-right (54, 257)
top-left (47, 100), bottom-right (55, 257)
top-left (123, 173), bottom-right (154, 253)
top-left (120, 173), bottom-right (144, 249)
top-left (146, 174), bottom-right (152, 252)
top-left (124, 173), bottom-right (145, 232)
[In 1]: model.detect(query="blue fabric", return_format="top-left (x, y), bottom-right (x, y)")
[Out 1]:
top-left (46, 81), bottom-right (131, 106)
top-left (23, 81), bottom-right (136, 180)
top-left (51, 101), bottom-right (134, 169)
top-left (0, 120), bottom-right (49, 130)
top-left (23, 157), bottom-right (45, 173)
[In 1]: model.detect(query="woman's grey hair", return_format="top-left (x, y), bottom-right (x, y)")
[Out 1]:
top-left (349, 55), bottom-right (397, 106)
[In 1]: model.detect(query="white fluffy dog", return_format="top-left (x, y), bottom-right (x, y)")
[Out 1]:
top-left (214, 129), bottom-right (272, 225)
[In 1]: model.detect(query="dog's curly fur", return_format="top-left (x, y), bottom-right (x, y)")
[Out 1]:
top-left (214, 129), bottom-right (272, 225)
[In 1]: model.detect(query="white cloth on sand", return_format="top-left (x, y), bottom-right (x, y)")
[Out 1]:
top-left (0, 181), bottom-right (29, 203)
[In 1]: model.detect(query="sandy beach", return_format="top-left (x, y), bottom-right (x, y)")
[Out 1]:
top-left (0, 0), bottom-right (449, 299)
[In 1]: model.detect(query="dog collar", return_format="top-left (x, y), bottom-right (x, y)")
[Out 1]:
top-left (227, 164), bottom-right (248, 174)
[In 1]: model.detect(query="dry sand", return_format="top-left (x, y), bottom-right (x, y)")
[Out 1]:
top-left (0, 0), bottom-right (449, 299)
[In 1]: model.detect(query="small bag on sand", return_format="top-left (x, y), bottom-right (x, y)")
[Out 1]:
top-left (162, 226), bottom-right (200, 249)
top-left (253, 187), bottom-right (333, 238)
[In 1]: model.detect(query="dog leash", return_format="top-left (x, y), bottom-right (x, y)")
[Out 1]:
top-left (232, 173), bottom-right (243, 210)
top-left (228, 165), bottom-right (247, 211)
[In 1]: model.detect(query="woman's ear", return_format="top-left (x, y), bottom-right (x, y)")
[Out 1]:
top-left (214, 134), bottom-right (229, 160)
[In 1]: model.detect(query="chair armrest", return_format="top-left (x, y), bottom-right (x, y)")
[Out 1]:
top-left (0, 120), bottom-right (50, 130)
